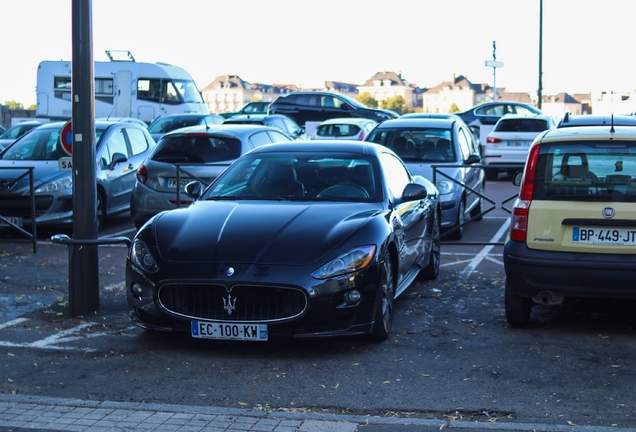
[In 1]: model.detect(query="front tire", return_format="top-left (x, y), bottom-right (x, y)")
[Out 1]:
top-left (420, 210), bottom-right (440, 281)
top-left (368, 252), bottom-right (395, 341)
top-left (447, 199), bottom-right (465, 240)
top-left (505, 280), bottom-right (533, 327)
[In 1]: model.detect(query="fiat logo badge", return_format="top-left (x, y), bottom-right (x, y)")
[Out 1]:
top-left (603, 207), bottom-right (615, 218)
top-left (226, 267), bottom-right (235, 277)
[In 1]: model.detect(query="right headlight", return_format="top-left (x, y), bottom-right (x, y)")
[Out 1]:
top-left (435, 180), bottom-right (455, 195)
top-left (35, 175), bottom-right (72, 193)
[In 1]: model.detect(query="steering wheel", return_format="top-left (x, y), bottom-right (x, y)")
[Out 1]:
top-left (317, 182), bottom-right (369, 199)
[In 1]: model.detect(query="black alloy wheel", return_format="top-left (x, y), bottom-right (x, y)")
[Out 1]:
top-left (368, 251), bottom-right (395, 341)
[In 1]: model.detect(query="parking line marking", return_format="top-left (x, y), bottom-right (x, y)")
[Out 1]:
top-left (458, 218), bottom-right (510, 281)
top-left (0, 318), bottom-right (29, 330)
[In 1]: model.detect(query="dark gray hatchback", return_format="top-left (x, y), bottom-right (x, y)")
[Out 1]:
top-left (129, 124), bottom-right (293, 229)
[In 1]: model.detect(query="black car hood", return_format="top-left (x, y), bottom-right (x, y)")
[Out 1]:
top-left (153, 200), bottom-right (381, 265)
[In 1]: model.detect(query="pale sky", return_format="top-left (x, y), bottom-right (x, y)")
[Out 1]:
top-left (3, 0), bottom-right (635, 108)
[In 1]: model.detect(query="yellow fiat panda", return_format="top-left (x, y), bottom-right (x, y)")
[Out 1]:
top-left (503, 122), bottom-right (636, 326)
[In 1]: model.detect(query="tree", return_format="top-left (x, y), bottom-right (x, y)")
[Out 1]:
top-left (380, 95), bottom-right (406, 115)
top-left (356, 92), bottom-right (378, 108)
top-left (3, 100), bottom-right (24, 110)
top-left (448, 103), bottom-right (461, 113)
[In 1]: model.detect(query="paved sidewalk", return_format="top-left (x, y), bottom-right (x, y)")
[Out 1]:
top-left (1, 395), bottom-right (635, 432)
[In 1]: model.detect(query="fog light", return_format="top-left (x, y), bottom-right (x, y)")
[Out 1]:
top-left (345, 290), bottom-right (361, 304)
top-left (131, 283), bottom-right (143, 297)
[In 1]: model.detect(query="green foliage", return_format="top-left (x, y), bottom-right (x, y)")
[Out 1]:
top-left (356, 92), bottom-right (378, 108)
top-left (448, 103), bottom-right (461, 113)
top-left (3, 100), bottom-right (24, 110)
top-left (27, 104), bottom-right (36, 110)
top-left (380, 95), bottom-right (406, 114)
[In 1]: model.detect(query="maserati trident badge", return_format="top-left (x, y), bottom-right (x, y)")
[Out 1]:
top-left (223, 293), bottom-right (236, 315)
top-left (227, 267), bottom-right (235, 276)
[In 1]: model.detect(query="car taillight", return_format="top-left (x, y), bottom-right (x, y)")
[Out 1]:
top-left (310, 131), bottom-right (316, 139)
top-left (486, 136), bottom-right (502, 143)
top-left (359, 130), bottom-right (366, 140)
top-left (136, 164), bottom-right (148, 184)
top-left (510, 144), bottom-right (540, 242)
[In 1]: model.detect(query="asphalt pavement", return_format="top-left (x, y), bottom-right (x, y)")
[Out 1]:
top-left (1, 239), bottom-right (636, 432)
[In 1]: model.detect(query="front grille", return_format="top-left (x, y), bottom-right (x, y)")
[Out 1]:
top-left (0, 196), bottom-right (54, 218)
top-left (158, 283), bottom-right (307, 322)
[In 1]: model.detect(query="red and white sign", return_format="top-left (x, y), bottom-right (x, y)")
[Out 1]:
top-left (60, 121), bottom-right (73, 156)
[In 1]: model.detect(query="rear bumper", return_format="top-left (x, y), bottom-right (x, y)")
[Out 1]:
top-left (504, 240), bottom-right (636, 299)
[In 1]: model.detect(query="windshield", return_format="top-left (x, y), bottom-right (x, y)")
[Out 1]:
top-left (1, 126), bottom-right (106, 161)
top-left (203, 152), bottom-right (381, 202)
top-left (366, 128), bottom-right (456, 162)
top-left (172, 79), bottom-right (204, 104)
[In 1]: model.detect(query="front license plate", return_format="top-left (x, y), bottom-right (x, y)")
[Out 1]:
top-left (0, 216), bottom-right (22, 227)
top-left (191, 321), bottom-right (268, 341)
top-left (572, 227), bottom-right (636, 246)
top-left (166, 178), bottom-right (192, 188)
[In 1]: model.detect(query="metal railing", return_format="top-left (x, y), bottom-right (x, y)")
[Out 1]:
top-left (432, 163), bottom-right (522, 246)
top-left (173, 162), bottom-right (232, 208)
top-left (0, 167), bottom-right (37, 253)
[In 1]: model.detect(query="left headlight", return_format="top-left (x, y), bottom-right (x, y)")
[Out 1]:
top-left (131, 238), bottom-right (159, 274)
top-left (34, 175), bottom-right (72, 193)
top-left (312, 245), bottom-right (376, 279)
top-left (436, 180), bottom-right (455, 195)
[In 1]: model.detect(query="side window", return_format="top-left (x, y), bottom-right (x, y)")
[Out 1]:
top-left (457, 128), bottom-right (472, 160)
top-left (138, 78), bottom-right (162, 101)
top-left (297, 94), bottom-right (319, 107)
top-left (249, 131), bottom-right (274, 148)
top-left (267, 130), bottom-right (292, 143)
top-left (281, 118), bottom-right (299, 135)
top-left (126, 128), bottom-right (149, 156)
top-left (100, 129), bottom-right (129, 167)
top-left (321, 96), bottom-right (337, 108)
top-left (379, 152), bottom-right (411, 198)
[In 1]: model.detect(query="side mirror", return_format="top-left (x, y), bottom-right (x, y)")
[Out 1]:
top-left (109, 152), bottom-right (128, 170)
top-left (464, 154), bottom-right (480, 165)
top-left (512, 171), bottom-right (523, 186)
top-left (401, 183), bottom-right (428, 202)
top-left (185, 181), bottom-right (204, 199)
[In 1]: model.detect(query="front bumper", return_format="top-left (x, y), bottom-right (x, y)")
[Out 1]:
top-left (126, 259), bottom-right (383, 338)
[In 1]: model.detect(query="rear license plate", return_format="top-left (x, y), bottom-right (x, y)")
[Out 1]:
top-left (0, 216), bottom-right (22, 227)
top-left (572, 227), bottom-right (636, 246)
top-left (506, 141), bottom-right (531, 147)
top-left (166, 178), bottom-right (192, 188)
top-left (191, 321), bottom-right (268, 341)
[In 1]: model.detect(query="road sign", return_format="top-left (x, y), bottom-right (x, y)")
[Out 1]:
top-left (485, 60), bottom-right (504, 68)
top-left (58, 157), bottom-right (73, 172)
top-left (60, 121), bottom-right (73, 156)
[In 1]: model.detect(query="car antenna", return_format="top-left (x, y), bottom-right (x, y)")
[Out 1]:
top-left (610, 114), bottom-right (615, 133)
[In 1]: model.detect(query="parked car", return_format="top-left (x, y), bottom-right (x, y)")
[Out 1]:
top-left (483, 113), bottom-right (558, 180)
top-left (96, 117), bottom-right (149, 128)
top-left (218, 101), bottom-right (271, 119)
top-left (457, 102), bottom-right (542, 148)
top-left (0, 120), bottom-right (156, 230)
top-left (268, 91), bottom-right (398, 126)
top-left (0, 120), bottom-right (49, 151)
top-left (311, 117), bottom-right (377, 141)
top-left (126, 140), bottom-right (440, 341)
top-left (146, 113), bottom-right (224, 141)
top-left (130, 124), bottom-right (293, 229)
top-left (557, 113), bottom-right (636, 128)
top-left (223, 114), bottom-right (305, 140)
top-left (504, 124), bottom-right (636, 327)
top-left (365, 117), bottom-right (484, 239)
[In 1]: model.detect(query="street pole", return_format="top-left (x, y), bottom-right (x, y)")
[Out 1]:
top-left (538, 0), bottom-right (543, 109)
top-left (70, 0), bottom-right (99, 315)
top-left (485, 41), bottom-right (504, 102)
